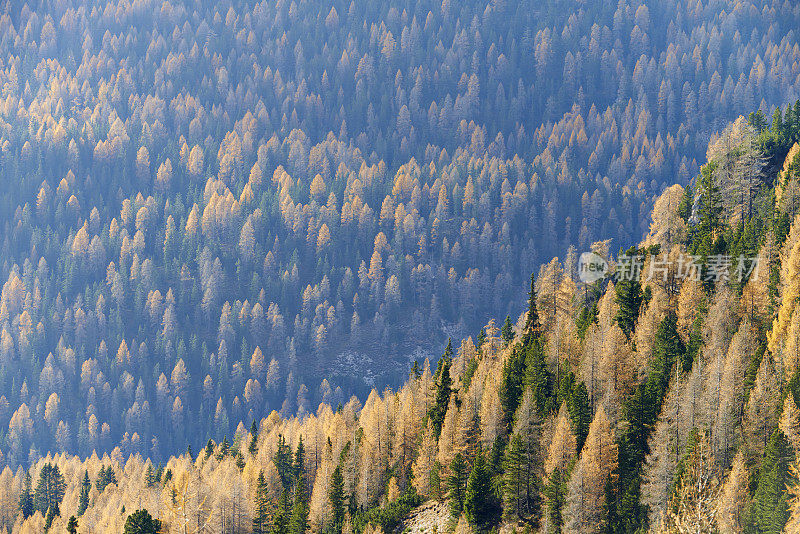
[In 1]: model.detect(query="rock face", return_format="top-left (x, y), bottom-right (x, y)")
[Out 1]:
top-left (395, 501), bottom-right (451, 534)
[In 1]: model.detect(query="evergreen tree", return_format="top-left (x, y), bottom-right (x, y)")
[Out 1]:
top-left (448, 453), bottom-right (469, 517)
top-left (503, 434), bottom-right (527, 520)
top-left (567, 382), bottom-right (591, 452)
top-left (67, 516), bottom-right (78, 534)
top-left (124, 509), bottom-right (162, 534)
top-left (747, 430), bottom-right (795, 533)
top-left (609, 311), bottom-right (685, 532)
top-left (614, 254), bottom-right (643, 338)
top-left (464, 452), bottom-right (496, 530)
top-left (275, 434), bottom-right (294, 490)
top-left (523, 273), bottom-right (541, 345)
top-left (272, 489), bottom-right (291, 534)
top-left (253, 470), bottom-right (271, 534)
top-left (34, 463), bottom-right (66, 515)
top-left (499, 347), bottom-right (526, 430)
top-left (524, 337), bottom-right (551, 416)
top-left (329, 465), bottom-right (346, 532)
top-left (77, 470), bottom-right (90, 516)
top-left (501, 315), bottom-right (514, 346)
top-left (544, 468), bottom-right (567, 534)
top-left (44, 502), bottom-right (59, 530)
top-left (428, 339), bottom-right (453, 438)
top-left (19, 472), bottom-right (34, 519)
top-left (289, 470), bottom-right (310, 534)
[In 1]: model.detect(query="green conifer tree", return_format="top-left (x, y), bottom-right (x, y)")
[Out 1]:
top-left (329, 465), bottom-right (346, 532)
top-left (747, 430), bottom-right (795, 534)
top-left (448, 453), bottom-right (469, 517)
top-left (77, 470), bottom-right (90, 516)
top-left (253, 470), bottom-right (272, 534)
top-left (464, 452), bottom-right (496, 530)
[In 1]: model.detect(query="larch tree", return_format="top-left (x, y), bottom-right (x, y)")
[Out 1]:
top-left (411, 424), bottom-right (438, 498)
top-left (662, 429), bottom-right (720, 533)
top-left (563, 405), bottom-right (618, 533)
top-left (716, 450), bottom-right (749, 534)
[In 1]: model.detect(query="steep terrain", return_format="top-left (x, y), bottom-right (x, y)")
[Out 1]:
top-left (4, 110), bottom-right (800, 533)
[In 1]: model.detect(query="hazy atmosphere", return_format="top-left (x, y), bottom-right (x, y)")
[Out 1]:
top-left (0, 0), bottom-right (800, 532)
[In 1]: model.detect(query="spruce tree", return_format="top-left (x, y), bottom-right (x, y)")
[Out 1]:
top-left (428, 339), bottom-right (453, 438)
top-left (503, 434), bottom-right (526, 519)
top-left (329, 465), bottom-right (346, 532)
top-left (288, 471), bottom-right (310, 534)
top-left (501, 315), bottom-right (514, 346)
top-left (448, 453), bottom-right (469, 517)
top-left (272, 489), bottom-right (291, 534)
top-left (747, 430), bottom-right (794, 533)
top-left (77, 470), bottom-right (90, 516)
top-left (614, 254), bottom-right (643, 338)
top-left (523, 273), bottom-right (541, 346)
top-left (67, 516), bottom-right (78, 534)
top-left (253, 470), bottom-right (271, 534)
top-left (567, 382), bottom-right (591, 452)
top-left (464, 452), bottom-right (496, 530)
top-left (274, 435), bottom-right (294, 490)
top-left (19, 472), bottom-right (34, 519)
top-left (34, 463), bottom-right (66, 515)
top-left (249, 420), bottom-right (260, 455)
top-left (499, 347), bottom-right (526, 430)
top-left (544, 468), bottom-right (567, 534)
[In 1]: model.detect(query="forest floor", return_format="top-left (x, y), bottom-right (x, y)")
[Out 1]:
top-left (395, 500), bottom-right (452, 534)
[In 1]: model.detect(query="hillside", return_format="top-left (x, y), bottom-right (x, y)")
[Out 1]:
top-left (4, 110), bottom-right (800, 532)
top-left (1, 0), bottom-right (800, 467)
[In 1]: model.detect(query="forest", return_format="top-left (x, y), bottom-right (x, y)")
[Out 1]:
top-left (0, 0), bottom-right (799, 469)
top-left (4, 107), bottom-right (800, 533)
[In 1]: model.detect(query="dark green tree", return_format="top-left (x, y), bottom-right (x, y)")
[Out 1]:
top-left (746, 430), bottom-right (795, 534)
top-left (503, 433), bottom-right (527, 520)
top-left (274, 434), bottom-right (294, 490)
top-left (77, 470), bottom-right (90, 516)
top-left (67, 515), bottom-right (78, 534)
top-left (328, 465), bottom-right (346, 532)
top-left (428, 340), bottom-right (453, 438)
top-left (253, 470), bottom-right (272, 534)
top-left (19, 472), bottom-right (34, 519)
top-left (447, 453), bottom-right (469, 517)
top-left (288, 469), bottom-right (310, 534)
top-left (544, 468), bottom-right (567, 534)
top-left (249, 420), bottom-right (260, 455)
top-left (614, 253), bottom-right (643, 338)
top-left (499, 347), bottom-right (526, 431)
top-left (522, 273), bottom-right (541, 346)
top-left (464, 452), bottom-right (497, 530)
top-left (123, 509), bottom-right (162, 534)
top-left (567, 382), bottom-right (591, 452)
top-left (501, 315), bottom-right (514, 346)
top-left (34, 463), bottom-right (66, 515)
top-left (44, 503), bottom-right (59, 530)
top-left (272, 489), bottom-right (291, 534)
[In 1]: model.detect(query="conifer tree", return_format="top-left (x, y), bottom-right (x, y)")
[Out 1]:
top-left (499, 347), bottom-right (526, 431)
top-left (272, 489), bottom-right (291, 534)
top-left (614, 255), bottom-right (643, 338)
top-left (747, 430), bottom-right (794, 533)
top-left (19, 472), bottom-right (34, 519)
top-left (253, 470), bottom-right (271, 534)
top-left (464, 452), bottom-right (496, 530)
top-left (501, 316), bottom-right (514, 346)
top-left (329, 465), bottom-right (345, 532)
top-left (77, 470), bottom-right (90, 516)
top-left (289, 438), bottom-right (310, 534)
top-left (67, 515), bottom-right (78, 534)
top-left (448, 453), bottom-right (469, 517)
top-left (34, 463), bottom-right (66, 515)
top-left (428, 340), bottom-right (453, 438)
top-left (275, 435), bottom-right (294, 490)
top-left (249, 421), bottom-right (260, 455)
